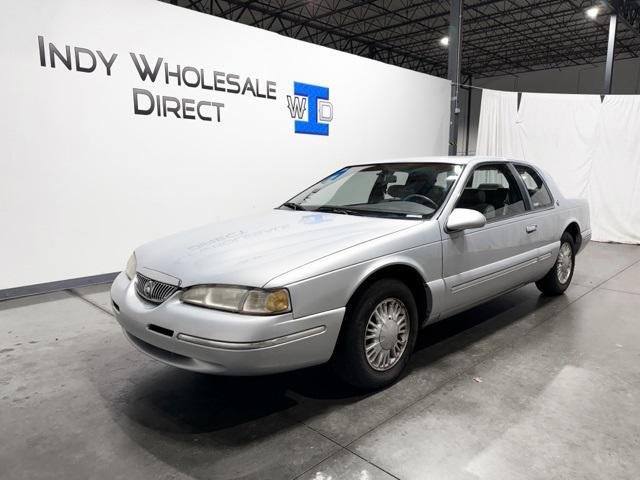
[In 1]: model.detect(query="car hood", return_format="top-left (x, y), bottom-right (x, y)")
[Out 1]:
top-left (135, 209), bottom-right (418, 287)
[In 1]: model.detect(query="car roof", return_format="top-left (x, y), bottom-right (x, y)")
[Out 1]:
top-left (363, 156), bottom-right (528, 166)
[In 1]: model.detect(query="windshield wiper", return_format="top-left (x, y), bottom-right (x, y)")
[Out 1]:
top-left (281, 202), bottom-right (307, 211)
top-left (314, 206), bottom-right (363, 216)
top-left (318, 205), bottom-right (425, 219)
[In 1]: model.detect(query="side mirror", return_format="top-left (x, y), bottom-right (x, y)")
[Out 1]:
top-left (446, 208), bottom-right (487, 232)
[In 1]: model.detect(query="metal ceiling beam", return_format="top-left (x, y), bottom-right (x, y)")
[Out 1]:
top-left (224, 0), bottom-right (448, 72)
top-left (160, 0), bottom-right (640, 79)
top-left (448, 0), bottom-right (463, 155)
top-left (604, 12), bottom-right (618, 93)
top-left (608, 0), bottom-right (640, 34)
top-left (566, 0), bottom-right (637, 58)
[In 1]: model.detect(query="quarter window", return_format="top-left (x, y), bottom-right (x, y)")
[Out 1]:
top-left (516, 166), bottom-right (553, 209)
top-left (456, 164), bottom-right (526, 221)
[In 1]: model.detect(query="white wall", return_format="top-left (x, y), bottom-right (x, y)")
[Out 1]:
top-left (0, 0), bottom-right (450, 290)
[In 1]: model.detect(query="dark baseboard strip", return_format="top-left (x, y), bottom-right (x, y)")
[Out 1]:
top-left (0, 272), bottom-right (120, 301)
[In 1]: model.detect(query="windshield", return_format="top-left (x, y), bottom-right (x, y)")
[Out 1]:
top-left (283, 162), bottom-right (464, 219)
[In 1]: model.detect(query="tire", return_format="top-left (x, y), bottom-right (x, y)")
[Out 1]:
top-left (332, 278), bottom-right (418, 389)
top-left (535, 232), bottom-right (575, 296)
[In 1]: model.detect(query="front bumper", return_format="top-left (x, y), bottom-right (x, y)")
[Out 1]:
top-left (110, 272), bottom-right (344, 375)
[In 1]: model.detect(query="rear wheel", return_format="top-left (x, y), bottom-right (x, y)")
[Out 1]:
top-left (536, 232), bottom-right (575, 295)
top-left (332, 278), bottom-right (418, 389)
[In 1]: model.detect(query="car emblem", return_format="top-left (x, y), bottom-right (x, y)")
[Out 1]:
top-left (143, 280), bottom-right (155, 297)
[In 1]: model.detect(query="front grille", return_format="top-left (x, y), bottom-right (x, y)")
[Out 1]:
top-left (135, 273), bottom-right (179, 304)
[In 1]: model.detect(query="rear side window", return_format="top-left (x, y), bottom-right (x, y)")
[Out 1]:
top-left (516, 166), bottom-right (553, 209)
top-left (456, 163), bottom-right (526, 221)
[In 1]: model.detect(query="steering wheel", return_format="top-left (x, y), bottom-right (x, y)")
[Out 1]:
top-left (402, 193), bottom-right (438, 209)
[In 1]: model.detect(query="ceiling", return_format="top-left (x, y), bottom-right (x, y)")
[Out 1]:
top-left (162, 0), bottom-right (640, 79)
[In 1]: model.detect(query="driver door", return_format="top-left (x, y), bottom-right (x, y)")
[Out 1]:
top-left (439, 162), bottom-right (538, 317)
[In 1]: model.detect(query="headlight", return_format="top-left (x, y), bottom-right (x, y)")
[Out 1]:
top-left (181, 286), bottom-right (291, 314)
top-left (125, 253), bottom-right (137, 280)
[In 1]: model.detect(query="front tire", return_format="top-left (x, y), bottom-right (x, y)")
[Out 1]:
top-left (332, 278), bottom-right (418, 389)
top-left (536, 232), bottom-right (575, 296)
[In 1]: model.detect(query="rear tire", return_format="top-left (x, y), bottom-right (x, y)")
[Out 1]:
top-left (535, 232), bottom-right (575, 296)
top-left (332, 278), bottom-right (418, 390)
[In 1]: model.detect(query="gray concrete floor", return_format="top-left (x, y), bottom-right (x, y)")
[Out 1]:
top-left (2, 242), bottom-right (640, 480)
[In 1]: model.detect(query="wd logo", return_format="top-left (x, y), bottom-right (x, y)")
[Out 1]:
top-left (286, 82), bottom-right (332, 136)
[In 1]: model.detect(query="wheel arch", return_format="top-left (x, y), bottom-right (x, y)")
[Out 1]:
top-left (345, 262), bottom-right (431, 327)
top-left (563, 220), bottom-right (582, 251)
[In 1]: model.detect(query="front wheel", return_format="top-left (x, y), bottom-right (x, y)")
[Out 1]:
top-left (332, 278), bottom-right (418, 389)
top-left (536, 232), bottom-right (575, 295)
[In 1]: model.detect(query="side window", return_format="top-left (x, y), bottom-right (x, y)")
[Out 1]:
top-left (456, 164), bottom-right (526, 221)
top-left (516, 166), bottom-right (553, 209)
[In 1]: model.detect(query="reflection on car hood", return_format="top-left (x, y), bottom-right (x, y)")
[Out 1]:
top-left (135, 209), bottom-right (418, 287)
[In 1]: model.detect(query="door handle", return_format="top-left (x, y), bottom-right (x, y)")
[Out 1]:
top-left (526, 224), bottom-right (538, 233)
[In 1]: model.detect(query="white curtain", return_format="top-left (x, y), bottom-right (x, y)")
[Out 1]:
top-left (476, 89), bottom-right (523, 159)
top-left (516, 93), bottom-right (600, 200)
top-left (476, 90), bottom-right (640, 244)
top-left (589, 96), bottom-right (640, 243)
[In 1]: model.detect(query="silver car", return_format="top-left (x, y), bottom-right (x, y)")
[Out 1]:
top-left (111, 156), bottom-right (590, 388)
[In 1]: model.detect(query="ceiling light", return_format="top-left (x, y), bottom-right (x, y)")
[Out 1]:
top-left (586, 6), bottom-right (600, 19)
top-left (440, 36), bottom-right (449, 46)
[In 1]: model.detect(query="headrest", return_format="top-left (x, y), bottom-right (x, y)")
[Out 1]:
top-left (461, 188), bottom-right (486, 203)
top-left (477, 183), bottom-right (502, 190)
top-left (407, 170), bottom-right (436, 182)
top-left (387, 185), bottom-right (406, 198)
